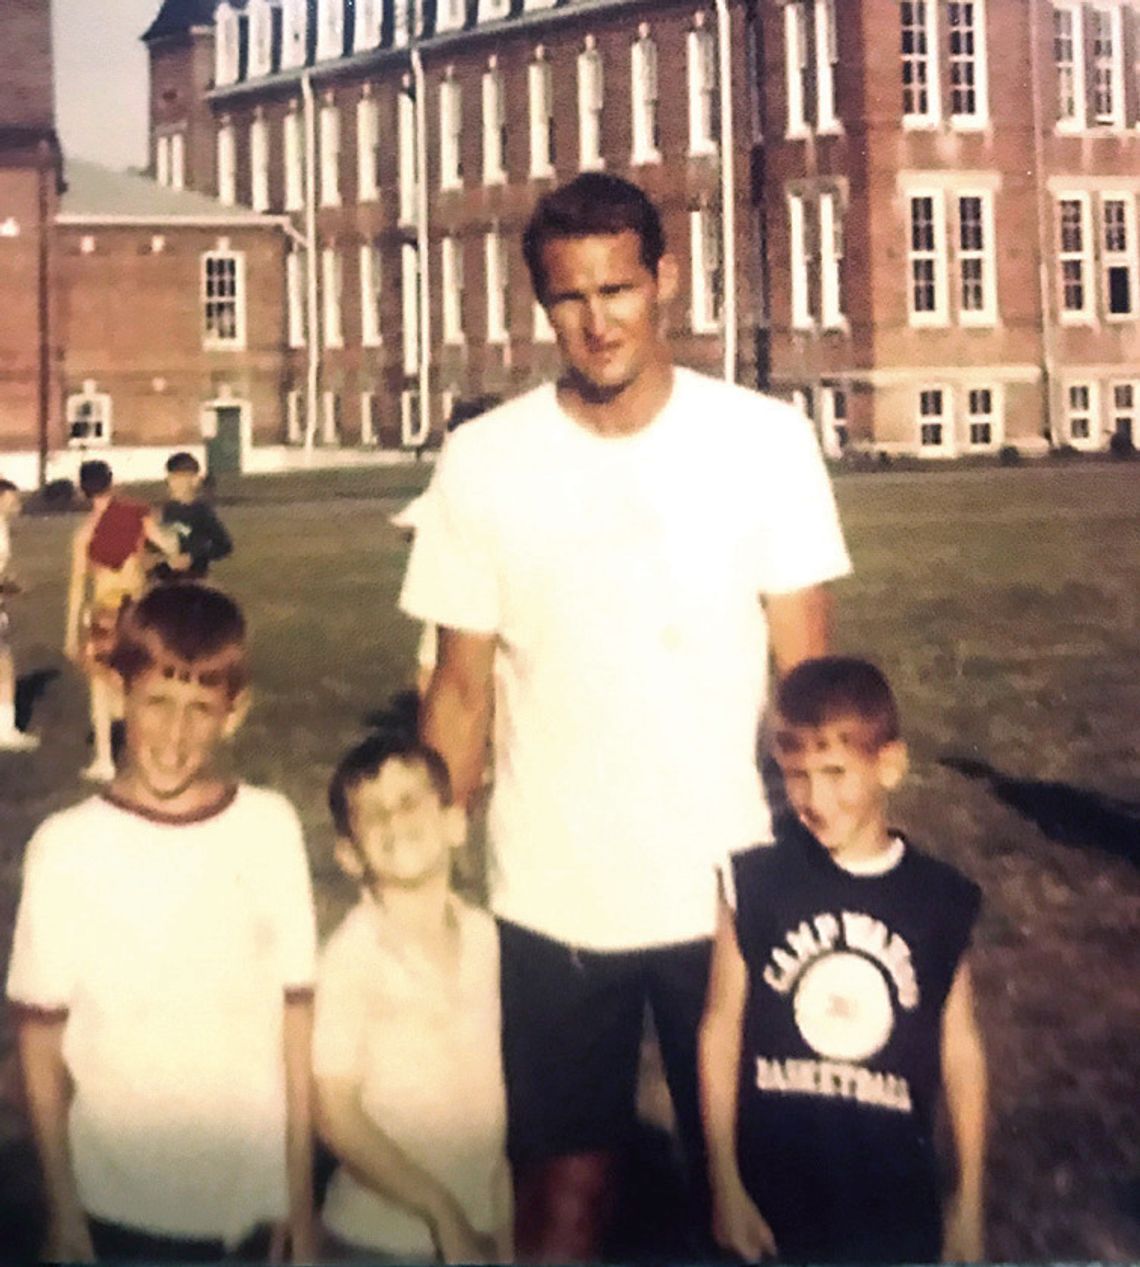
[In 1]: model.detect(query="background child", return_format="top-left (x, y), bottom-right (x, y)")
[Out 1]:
top-left (8, 583), bottom-right (317, 1262)
top-left (0, 479), bottom-right (38, 750)
top-left (149, 451), bottom-right (233, 583)
top-left (64, 459), bottom-right (177, 780)
top-left (314, 734), bottom-right (510, 1262)
top-left (700, 656), bottom-right (986, 1264)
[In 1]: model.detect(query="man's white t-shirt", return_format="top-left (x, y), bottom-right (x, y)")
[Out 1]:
top-left (313, 896), bottom-right (508, 1256)
top-left (6, 786), bottom-right (318, 1244)
top-left (401, 368), bottom-right (852, 951)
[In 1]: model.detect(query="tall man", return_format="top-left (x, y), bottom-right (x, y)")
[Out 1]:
top-left (400, 174), bottom-right (851, 1260)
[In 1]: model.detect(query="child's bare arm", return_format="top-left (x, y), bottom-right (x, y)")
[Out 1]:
top-left (142, 513), bottom-right (181, 558)
top-left (282, 993), bottom-right (316, 1264)
top-left (64, 527), bottom-right (89, 659)
top-left (16, 1012), bottom-right (94, 1262)
top-left (315, 1075), bottom-right (494, 1263)
top-left (940, 958), bottom-right (987, 1262)
top-left (699, 893), bottom-right (777, 1261)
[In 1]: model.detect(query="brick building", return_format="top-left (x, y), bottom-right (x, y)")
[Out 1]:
top-left (144, 0), bottom-right (1140, 458)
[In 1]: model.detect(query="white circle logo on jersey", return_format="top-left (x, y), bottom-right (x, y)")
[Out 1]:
top-left (792, 951), bottom-right (894, 1062)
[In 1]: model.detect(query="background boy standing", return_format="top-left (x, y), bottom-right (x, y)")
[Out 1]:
top-left (8, 583), bottom-right (317, 1262)
top-left (149, 452), bottom-right (233, 583)
top-left (0, 479), bottom-right (38, 750)
top-left (314, 735), bottom-right (510, 1262)
top-left (700, 657), bottom-right (986, 1263)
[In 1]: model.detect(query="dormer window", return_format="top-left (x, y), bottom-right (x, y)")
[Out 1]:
top-left (354, 0), bottom-right (383, 52)
top-left (215, 2), bottom-right (240, 86)
top-left (317, 0), bottom-right (345, 62)
top-left (281, 0), bottom-right (308, 70)
top-left (392, 0), bottom-right (426, 48)
top-left (479, 0), bottom-right (511, 23)
top-left (247, 0), bottom-right (273, 78)
top-left (437, 0), bottom-right (466, 33)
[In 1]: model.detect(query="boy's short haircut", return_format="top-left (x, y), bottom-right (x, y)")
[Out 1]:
top-left (107, 582), bottom-right (248, 699)
top-left (329, 733), bottom-right (453, 839)
top-left (165, 451), bottom-right (201, 475)
top-left (522, 173), bottom-right (666, 303)
top-left (79, 460), bottom-right (113, 497)
top-left (774, 656), bottom-right (900, 755)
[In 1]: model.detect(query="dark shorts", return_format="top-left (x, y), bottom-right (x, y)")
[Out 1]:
top-left (498, 918), bottom-right (711, 1180)
top-left (87, 1216), bottom-right (274, 1263)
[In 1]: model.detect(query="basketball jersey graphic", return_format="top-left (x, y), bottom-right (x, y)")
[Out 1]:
top-left (793, 948), bottom-right (894, 1062)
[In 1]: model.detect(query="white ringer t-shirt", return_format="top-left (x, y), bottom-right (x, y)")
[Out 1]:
top-left (6, 785), bottom-right (318, 1244)
top-left (401, 367), bottom-right (852, 951)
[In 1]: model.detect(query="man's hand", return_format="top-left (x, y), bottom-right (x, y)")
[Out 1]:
top-left (942, 1189), bottom-right (983, 1262)
top-left (432, 1205), bottom-right (497, 1264)
top-left (44, 1208), bottom-right (95, 1263)
top-left (712, 1179), bottom-right (777, 1261)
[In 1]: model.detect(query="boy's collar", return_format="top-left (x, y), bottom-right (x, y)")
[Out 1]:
top-left (100, 781), bottom-right (239, 826)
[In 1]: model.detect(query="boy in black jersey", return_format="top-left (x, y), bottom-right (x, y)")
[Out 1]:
top-left (150, 452), bottom-right (232, 582)
top-left (699, 657), bottom-right (986, 1263)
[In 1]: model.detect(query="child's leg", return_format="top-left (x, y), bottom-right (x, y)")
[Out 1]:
top-left (0, 641), bottom-right (37, 749)
top-left (82, 671), bottom-right (116, 780)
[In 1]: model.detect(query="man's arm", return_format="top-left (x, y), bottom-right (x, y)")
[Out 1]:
top-left (315, 1076), bottom-right (493, 1263)
top-left (940, 959), bottom-right (987, 1262)
top-left (420, 627), bottom-right (496, 810)
top-left (63, 526), bottom-right (91, 662)
top-left (764, 584), bottom-right (833, 679)
top-left (282, 992), bottom-right (316, 1264)
top-left (16, 1012), bottom-right (94, 1262)
top-left (698, 895), bottom-right (777, 1261)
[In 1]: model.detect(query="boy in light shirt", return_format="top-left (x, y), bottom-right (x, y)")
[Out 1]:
top-left (0, 478), bottom-right (39, 750)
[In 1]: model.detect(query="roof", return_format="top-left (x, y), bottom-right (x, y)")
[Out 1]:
top-left (142, 0), bottom-right (225, 42)
top-left (57, 159), bottom-right (283, 226)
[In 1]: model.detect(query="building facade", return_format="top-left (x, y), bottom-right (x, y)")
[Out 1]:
top-left (146, 0), bottom-right (1140, 457)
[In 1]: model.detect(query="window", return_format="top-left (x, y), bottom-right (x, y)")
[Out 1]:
top-left (820, 386), bottom-right (848, 456)
top-left (250, 115), bottom-right (269, 211)
top-left (440, 74), bottom-right (464, 190)
top-left (392, 0), bottom-right (426, 48)
top-left (217, 122), bottom-right (236, 206)
top-left (202, 251), bottom-right (245, 348)
top-left (533, 299), bottom-right (555, 343)
top-left (287, 388), bottom-right (304, 444)
top-left (901, 0), bottom-right (939, 125)
top-left (170, 133), bottom-right (185, 190)
top-left (966, 387), bottom-right (997, 446)
top-left (529, 51), bottom-right (555, 178)
top-left (398, 83), bottom-right (418, 225)
top-left (908, 193), bottom-right (947, 324)
top-left (320, 101), bottom-right (341, 207)
top-left (1058, 195), bottom-right (1091, 320)
top-left (479, 0), bottom-right (510, 20)
top-left (948, 1), bottom-right (988, 124)
top-left (788, 192), bottom-right (812, 329)
top-left (360, 241), bottom-right (382, 347)
top-left (1102, 196), bottom-right (1135, 317)
top-left (815, 0), bottom-right (840, 131)
top-left (354, 0), bottom-right (383, 51)
top-left (357, 94), bottom-right (380, 202)
top-left (689, 22), bottom-right (717, 154)
top-left (317, 0), bottom-right (345, 61)
top-left (1053, 6), bottom-right (1085, 128)
top-left (441, 235), bottom-right (465, 344)
top-left (322, 248), bottom-right (343, 348)
top-left (156, 135), bottom-right (171, 187)
top-left (918, 387), bottom-right (948, 449)
top-left (1065, 382), bottom-right (1096, 444)
top-left (248, 0), bottom-right (273, 77)
top-left (690, 208), bottom-right (723, 333)
top-left (485, 230), bottom-right (508, 343)
top-left (321, 390), bottom-right (340, 445)
top-left (957, 192), bottom-right (996, 323)
top-left (437, 0), bottom-right (466, 34)
top-left (401, 242), bottom-right (421, 375)
top-left (284, 108), bottom-right (304, 212)
top-left (282, 0), bottom-right (308, 71)
top-left (785, 2), bottom-right (808, 136)
top-left (482, 63), bottom-right (506, 184)
top-left (631, 26), bottom-right (660, 163)
top-left (578, 38), bottom-right (605, 170)
top-left (360, 391), bottom-right (378, 445)
top-left (67, 385), bottom-right (112, 446)
top-left (287, 249), bottom-right (306, 348)
top-left (1091, 7), bottom-right (1123, 125)
top-left (1110, 382), bottom-right (1137, 444)
top-left (401, 388), bottom-right (428, 446)
top-left (819, 190), bottom-right (845, 327)
top-left (215, 2), bottom-right (240, 86)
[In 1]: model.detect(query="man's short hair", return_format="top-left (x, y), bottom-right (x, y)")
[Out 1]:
top-left (108, 582), bottom-right (248, 699)
top-left (0, 478), bottom-right (17, 496)
top-left (774, 656), bottom-right (901, 755)
top-left (79, 460), bottom-right (113, 497)
top-left (522, 173), bottom-right (666, 303)
top-left (166, 451), bottom-right (201, 475)
top-left (329, 733), bottom-right (453, 839)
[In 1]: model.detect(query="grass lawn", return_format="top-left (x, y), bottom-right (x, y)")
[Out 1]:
top-left (0, 461), bottom-right (1137, 1259)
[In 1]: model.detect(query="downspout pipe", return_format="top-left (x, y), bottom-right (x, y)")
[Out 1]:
top-left (1028, 0), bottom-right (1056, 448)
top-left (714, 0), bottom-right (737, 383)
top-left (411, 45), bottom-right (432, 448)
top-left (301, 69), bottom-right (320, 450)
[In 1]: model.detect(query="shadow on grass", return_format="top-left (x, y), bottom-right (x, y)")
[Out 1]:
top-left (941, 757), bottom-right (1140, 867)
top-left (14, 669), bottom-right (60, 734)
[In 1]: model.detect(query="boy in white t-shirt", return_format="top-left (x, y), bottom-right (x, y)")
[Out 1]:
top-left (7, 583), bottom-right (318, 1262)
top-left (0, 478), bottom-right (39, 750)
top-left (314, 734), bottom-right (510, 1262)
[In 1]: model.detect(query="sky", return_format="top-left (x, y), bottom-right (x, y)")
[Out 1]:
top-left (54, 0), bottom-right (161, 171)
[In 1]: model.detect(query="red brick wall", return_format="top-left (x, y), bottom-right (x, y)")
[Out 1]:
top-left (0, 0), bottom-right (54, 133)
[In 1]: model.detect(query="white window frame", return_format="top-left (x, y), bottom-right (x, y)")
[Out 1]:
top-left (321, 390), bottom-right (340, 445)
top-left (156, 134), bottom-right (171, 187)
top-left (322, 247), bottom-right (343, 348)
top-left (356, 93), bottom-right (379, 202)
top-left (214, 2), bottom-right (240, 87)
top-left (354, 0), bottom-right (383, 51)
top-left (360, 390), bottom-right (378, 445)
top-left (440, 73), bottom-right (464, 190)
top-left (815, 0), bottom-right (840, 133)
top-left (578, 38), bottom-right (605, 171)
top-left (286, 388), bottom-right (304, 444)
top-left (819, 385), bottom-right (848, 457)
top-left (631, 25), bottom-right (661, 164)
top-left (479, 0), bottom-right (511, 21)
top-left (247, 0), bottom-right (273, 77)
top-left (202, 250), bottom-right (246, 349)
top-left (956, 190), bottom-right (997, 325)
top-left (217, 121), bottom-right (236, 206)
top-left (482, 63), bottom-right (507, 184)
top-left (287, 249), bottom-right (306, 348)
top-left (907, 191), bottom-right (948, 326)
top-left (250, 114), bottom-right (270, 212)
top-left (1101, 193), bottom-right (1136, 319)
top-left (437, 0), bottom-right (467, 34)
top-left (965, 385), bottom-right (1000, 448)
top-left (66, 385), bottom-right (112, 448)
top-left (401, 242), bottom-right (421, 375)
top-left (360, 241), bottom-right (383, 347)
top-left (784, 1), bottom-right (809, 137)
top-left (282, 0), bottom-right (308, 71)
top-left (441, 235), bottom-right (465, 345)
top-left (1064, 381), bottom-right (1099, 447)
top-left (901, 0), bottom-right (941, 127)
top-left (1109, 380), bottom-right (1138, 445)
top-left (529, 51), bottom-right (555, 178)
top-left (398, 82), bottom-right (418, 226)
top-left (690, 207), bottom-right (723, 334)
top-left (320, 100), bottom-right (341, 207)
top-left (819, 189), bottom-right (845, 328)
top-left (401, 388), bottom-right (428, 446)
top-left (485, 229), bottom-right (508, 344)
top-left (948, 0), bottom-right (989, 128)
top-left (1057, 193), bottom-right (1093, 323)
top-left (688, 21), bottom-right (718, 155)
top-left (917, 386), bottom-right (952, 453)
top-left (170, 132), bottom-right (185, 191)
top-left (788, 191), bottom-right (813, 329)
top-left (317, 0), bottom-right (345, 62)
top-left (1090, 6), bottom-right (1124, 126)
top-left (1053, 5), bottom-right (1086, 130)
top-left (284, 107), bottom-right (305, 212)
